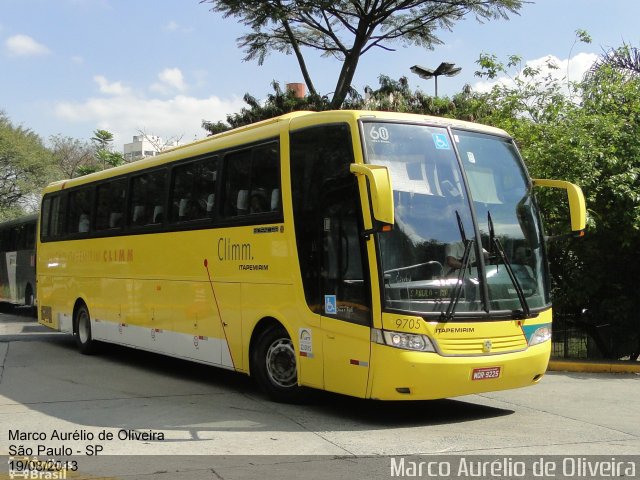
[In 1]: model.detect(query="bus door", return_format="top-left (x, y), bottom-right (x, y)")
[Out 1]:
top-left (319, 183), bottom-right (373, 397)
top-left (290, 123), bottom-right (373, 397)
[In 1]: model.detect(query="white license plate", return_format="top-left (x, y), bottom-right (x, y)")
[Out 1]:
top-left (472, 366), bottom-right (501, 380)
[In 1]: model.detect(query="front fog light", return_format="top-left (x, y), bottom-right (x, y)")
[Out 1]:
top-left (529, 326), bottom-right (552, 346)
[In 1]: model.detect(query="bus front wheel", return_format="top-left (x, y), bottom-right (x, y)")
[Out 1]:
top-left (74, 304), bottom-right (97, 355)
top-left (251, 325), bottom-right (303, 403)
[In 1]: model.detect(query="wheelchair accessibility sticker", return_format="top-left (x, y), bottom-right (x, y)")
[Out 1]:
top-left (324, 295), bottom-right (337, 315)
top-left (432, 133), bottom-right (451, 150)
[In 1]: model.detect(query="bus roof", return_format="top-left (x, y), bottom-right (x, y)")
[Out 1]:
top-left (0, 213), bottom-right (38, 228)
top-left (42, 110), bottom-right (510, 194)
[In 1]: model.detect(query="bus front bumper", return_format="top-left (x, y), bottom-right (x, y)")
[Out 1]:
top-left (368, 342), bottom-right (550, 400)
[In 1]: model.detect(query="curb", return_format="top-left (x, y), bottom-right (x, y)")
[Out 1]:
top-left (548, 359), bottom-right (640, 374)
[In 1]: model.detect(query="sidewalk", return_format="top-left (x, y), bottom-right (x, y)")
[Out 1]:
top-left (548, 358), bottom-right (640, 374)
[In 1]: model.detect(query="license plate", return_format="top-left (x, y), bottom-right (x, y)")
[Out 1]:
top-left (472, 366), bottom-right (501, 380)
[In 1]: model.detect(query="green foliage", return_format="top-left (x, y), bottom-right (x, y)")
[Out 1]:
top-left (0, 112), bottom-right (53, 219)
top-left (467, 44), bottom-right (640, 360)
top-left (202, 81), bottom-right (331, 135)
top-left (81, 128), bottom-right (124, 176)
top-left (202, 0), bottom-right (524, 108)
top-left (49, 134), bottom-right (97, 179)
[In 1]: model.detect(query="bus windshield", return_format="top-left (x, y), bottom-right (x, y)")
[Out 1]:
top-left (362, 122), bottom-right (549, 317)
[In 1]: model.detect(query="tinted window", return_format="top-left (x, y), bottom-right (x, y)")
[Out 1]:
top-left (250, 145), bottom-right (281, 214)
top-left (49, 195), bottom-right (67, 239)
top-left (96, 179), bottom-right (126, 230)
top-left (171, 157), bottom-right (219, 222)
top-left (24, 222), bottom-right (35, 249)
top-left (223, 149), bottom-right (252, 217)
top-left (223, 143), bottom-right (281, 218)
top-left (40, 197), bottom-right (51, 239)
top-left (0, 229), bottom-right (14, 251)
top-left (290, 125), bottom-right (370, 325)
top-left (68, 188), bottom-right (93, 234)
top-left (129, 170), bottom-right (167, 226)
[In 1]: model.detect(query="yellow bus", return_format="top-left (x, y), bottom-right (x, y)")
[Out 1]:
top-left (37, 110), bottom-right (585, 402)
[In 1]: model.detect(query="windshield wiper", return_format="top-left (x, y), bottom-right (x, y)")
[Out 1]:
top-left (441, 211), bottom-right (473, 322)
top-left (488, 211), bottom-right (531, 318)
top-left (442, 239), bottom-right (474, 322)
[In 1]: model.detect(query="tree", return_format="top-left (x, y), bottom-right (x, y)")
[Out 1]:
top-left (82, 128), bottom-right (124, 176)
top-left (0, 112), bottom-right (53, 219)
top-left (202, 80), bottom-right (331, 135)
top-left (90, 129), bottom-right (114, 150)
top-left (201, 0), bottom-right (523, 108)
top-left (588, 41), bottom-right (640, 78)
top-left (201, 75), bottom-right (466, 134)
top-left (49, 134), bottom-right (98, 179)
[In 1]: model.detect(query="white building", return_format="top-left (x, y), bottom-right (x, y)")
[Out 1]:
top-left (123, 135), bottom-right (180, 161)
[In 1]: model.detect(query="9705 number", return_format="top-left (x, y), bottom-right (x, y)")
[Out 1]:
top-left (395, 318), bottom-right (422, 330)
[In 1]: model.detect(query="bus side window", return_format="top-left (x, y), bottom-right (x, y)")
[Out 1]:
top-left (25, 222), bottom-right (35, 249)
top-left (68, 187), bottom-right (94, 235)
top-left (170, 156), bottom-right (219, 223)
top-left (223, 150), bottom-right (252, 218)
top-left (40, 197), bottom-right (52, 240)
top-left (130, 170), bottom-right (166, 227)
top-left (96, 179), bottom-right (126, 231)
top-left (251, 144), bottom-right (280, 215)
top-left (222, 143), bottom-right (281, 219)
top-left (50, 194), bottom-right (67, 239)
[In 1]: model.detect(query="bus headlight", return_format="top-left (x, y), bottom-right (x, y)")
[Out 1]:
top-left (528, 326), bottom-right (552, 346)
top-left (372, 329), bottom-right (436, 352)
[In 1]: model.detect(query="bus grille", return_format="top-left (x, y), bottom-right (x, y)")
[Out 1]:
top-left (436, 334), bottom-right (527, 356)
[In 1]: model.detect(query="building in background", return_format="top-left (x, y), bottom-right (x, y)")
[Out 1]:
top-left (123, 135), bottom-right (181, 161)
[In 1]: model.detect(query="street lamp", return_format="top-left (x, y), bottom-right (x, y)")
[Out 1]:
top-left (410, 62), bottom-right (462, 98)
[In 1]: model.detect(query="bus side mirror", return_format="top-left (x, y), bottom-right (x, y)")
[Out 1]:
top-left (533, 179), bottom-right (586, 237)
top-left (350, 163), bottom-right (394, 231)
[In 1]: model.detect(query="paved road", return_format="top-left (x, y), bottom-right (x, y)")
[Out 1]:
top-left (0, 305), bottom-right (638, 479)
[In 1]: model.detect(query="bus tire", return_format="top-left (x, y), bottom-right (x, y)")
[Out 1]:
top-left (251, 325), bottom-right (303, 403)
top-left (74, 304), bottom-right (97, 355)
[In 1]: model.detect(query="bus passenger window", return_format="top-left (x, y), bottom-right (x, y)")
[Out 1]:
top-left (68, 188), bottom-right (93, 235)
top-left (223, 150), bottom-right (252, 217)
top-left (40, 197), bottom-right (51, 239)
top-left (222, 143), bottom-right (281, 219)
top-left (50, 195), bottom-right (67, 239)
top-left (130, 170), bottom-right (166, 227)
top-left (96, 179), bottom-right (126, 231)
top-left (170, 156), bottom-right (219, 222)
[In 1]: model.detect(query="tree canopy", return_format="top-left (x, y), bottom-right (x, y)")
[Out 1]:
top-left (0, 112), bottom-right (53, 220)
top-left (202, 0), bottom-right (523, 108)
top-left (49, 134), bottom-right (97, 179)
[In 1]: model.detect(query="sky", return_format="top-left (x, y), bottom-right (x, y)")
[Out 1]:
top-left (1, 0), bottom-right (639, 150)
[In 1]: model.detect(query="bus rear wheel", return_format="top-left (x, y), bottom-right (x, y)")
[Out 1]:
top-left (251, 325), bottom-right (303, 403)
top-left (74, 304), bottom-right (97, 355)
